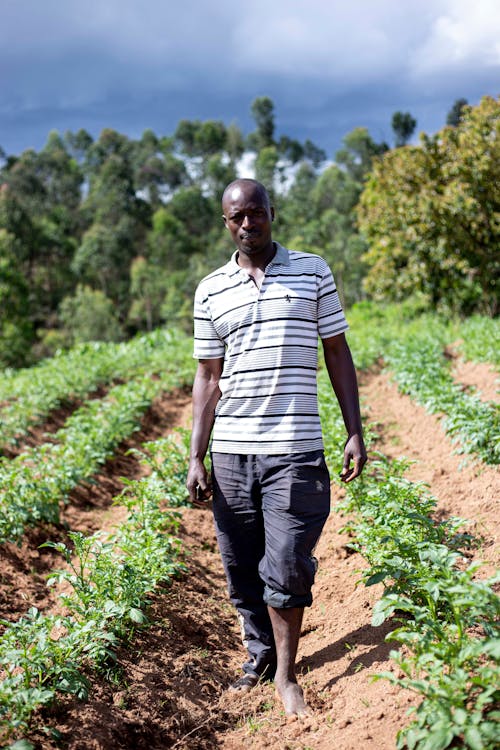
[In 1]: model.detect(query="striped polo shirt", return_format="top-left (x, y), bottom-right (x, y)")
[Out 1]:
top-left (193, 242), bottom-right (348, 454)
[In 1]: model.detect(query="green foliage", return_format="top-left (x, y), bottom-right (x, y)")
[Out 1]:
top-left (335, 127), bottom-right (389, 182)
top-left (254, 145), bottom-right (279, 192)
top-left (358, 95), bottom-right (500, 316)
top-left (2, 96), bottom-right (498, 366)
top-left (128, 256), bottom-right (167, 331)
top-left (248, 96), bottom-right (275, 152)
top-left (59, 284), bottom-right (124, 344)
top-left (132, 428), bottom-right (193, 507)
top-left (75, 135), bottom-right (150, 305)
top-left (451, 316), bottom-right (500, 369)
top-left (385, 333), bottom-right (499, 464)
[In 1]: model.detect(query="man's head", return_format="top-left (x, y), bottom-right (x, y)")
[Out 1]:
top-left (222, 179), bottom-right (274, 259)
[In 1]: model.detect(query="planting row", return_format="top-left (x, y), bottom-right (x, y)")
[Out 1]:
top-left (0, 429), bottom-right (192, 748)
top-left (318, 368), bottom-right (499, 750)
top-left (347, 307), bottom-right (499, 465)
top-left (0, 329), bottom-right (192, 449)
top-left (0, 354), bottom-right (193, 544)
top-left (385, 333), bottom-right (499, 465)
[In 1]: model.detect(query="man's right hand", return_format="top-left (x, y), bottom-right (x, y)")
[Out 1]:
top-left (186, 457), bottom-right (212, 506)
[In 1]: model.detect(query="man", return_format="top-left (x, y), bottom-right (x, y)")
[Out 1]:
top-left (186, 178), bottom-right (366, 718)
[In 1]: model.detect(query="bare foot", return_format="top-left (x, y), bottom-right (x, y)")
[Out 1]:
top-left (275, 678), bottom-right (312, 719)
top-left (227, 673), bottom-right (259, 694)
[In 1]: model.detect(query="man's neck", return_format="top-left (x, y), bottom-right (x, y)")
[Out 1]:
top-left (237, 241), bottom-right (276, 273)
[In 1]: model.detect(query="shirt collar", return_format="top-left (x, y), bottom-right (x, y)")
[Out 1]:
top-left (228, 242), bottom-right (290, 273)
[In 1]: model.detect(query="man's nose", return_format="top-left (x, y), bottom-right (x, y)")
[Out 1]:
top-left (241, 213), bottom-right (254, 228)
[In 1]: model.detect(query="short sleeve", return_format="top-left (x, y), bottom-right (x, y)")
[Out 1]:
top-left (317, 262), bottom-right (349, 339)
top-left (193, 282), bottom-right (225, 359)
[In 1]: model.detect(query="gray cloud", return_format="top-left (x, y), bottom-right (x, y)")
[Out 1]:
top-left (1, 0), bottom-right (498, 155)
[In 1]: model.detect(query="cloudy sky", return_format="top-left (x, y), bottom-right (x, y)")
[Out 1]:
top-left (1, 0), bottom-right (499, 158)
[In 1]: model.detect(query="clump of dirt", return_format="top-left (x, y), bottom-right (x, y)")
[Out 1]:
top-left (0, 526), bottom-right (64, 626)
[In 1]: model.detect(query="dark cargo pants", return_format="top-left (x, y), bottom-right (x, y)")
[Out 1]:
top-left (211, 450), bottom-right (330, 679)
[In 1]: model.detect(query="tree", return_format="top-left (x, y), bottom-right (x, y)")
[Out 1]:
top-left (0, 136), bottom-right (84, 324)
top-left (446, 98), bottom-right (468, 127)
top-left (0, 229), bottom-right (33, 366)
top-left (131, 129), bottom-right (187, 207)
top-left (204, 154), bottom-right (238, 198)
top-left (146, 207), bottom-right (194, 269)
top-left (303, 139), bottom-right (327, 169)
top-left (128, 255), bottom-right (168, 331)
top-left (59, 284), bottom-right (123, 344)
top-left (336, 128), bottom-right (388, 182)
top-left (254, 146), bottom-right (279, 194)
top-left (248, 96), bottom-right (275, 151)
top-left (278, 136), bottom-right (304, 164)
top-left (74, 130), bottom-right (150, 309)
top-left (174, 119), bottom-right (200, 157)
top-left (278, 161), bottom-right (317, 236)
top-left (168, 186), bottom-right (216, 240)
top-left (391, 111), bottom-right (417, 147)
top-left (64, 128), bottom-right (93, 163)
top-left (225, 122), bottom-right (245, 163)
top-left (358, 96), bottom-right (500, 315)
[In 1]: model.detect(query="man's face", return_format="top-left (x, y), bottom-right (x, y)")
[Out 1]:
top-left (222, 183), bottom-right (274, 257)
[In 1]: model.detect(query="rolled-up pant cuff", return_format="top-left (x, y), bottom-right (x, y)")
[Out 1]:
top-left (263, 584), bottom-right (313, 609)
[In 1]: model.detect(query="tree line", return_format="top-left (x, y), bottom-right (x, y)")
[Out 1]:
top-left (0, 95), bottom-right (497, 368)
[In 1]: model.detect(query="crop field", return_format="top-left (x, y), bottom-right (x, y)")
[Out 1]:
top-left (0, 308), bottom-right (498, 750)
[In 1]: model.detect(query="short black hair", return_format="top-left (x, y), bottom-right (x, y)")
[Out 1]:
top-left (221, 179), bottom-right (271, 210)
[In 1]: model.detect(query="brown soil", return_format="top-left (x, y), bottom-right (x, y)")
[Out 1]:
top-left (3, 366), bottom-right (498, 750)
top-left (450, 358), bottom-right (499, 402)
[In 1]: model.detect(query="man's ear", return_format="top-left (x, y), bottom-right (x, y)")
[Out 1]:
top-left (222, 214), bottom-right (228, 228)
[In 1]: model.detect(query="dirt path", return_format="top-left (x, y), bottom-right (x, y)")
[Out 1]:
top-left (10, 364), bottom-right (500, 749)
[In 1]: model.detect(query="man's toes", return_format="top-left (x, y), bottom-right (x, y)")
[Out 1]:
top-left (228, 673), bottom-right (260, 693)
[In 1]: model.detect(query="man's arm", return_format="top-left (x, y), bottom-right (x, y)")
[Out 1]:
top-left (321, 333), bottom-right (367, 482)
top-left (186, 357), bottom-right (223, 503)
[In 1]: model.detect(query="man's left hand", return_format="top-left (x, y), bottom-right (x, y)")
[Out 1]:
top-left (340, 434), bottom-right (367, 483)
